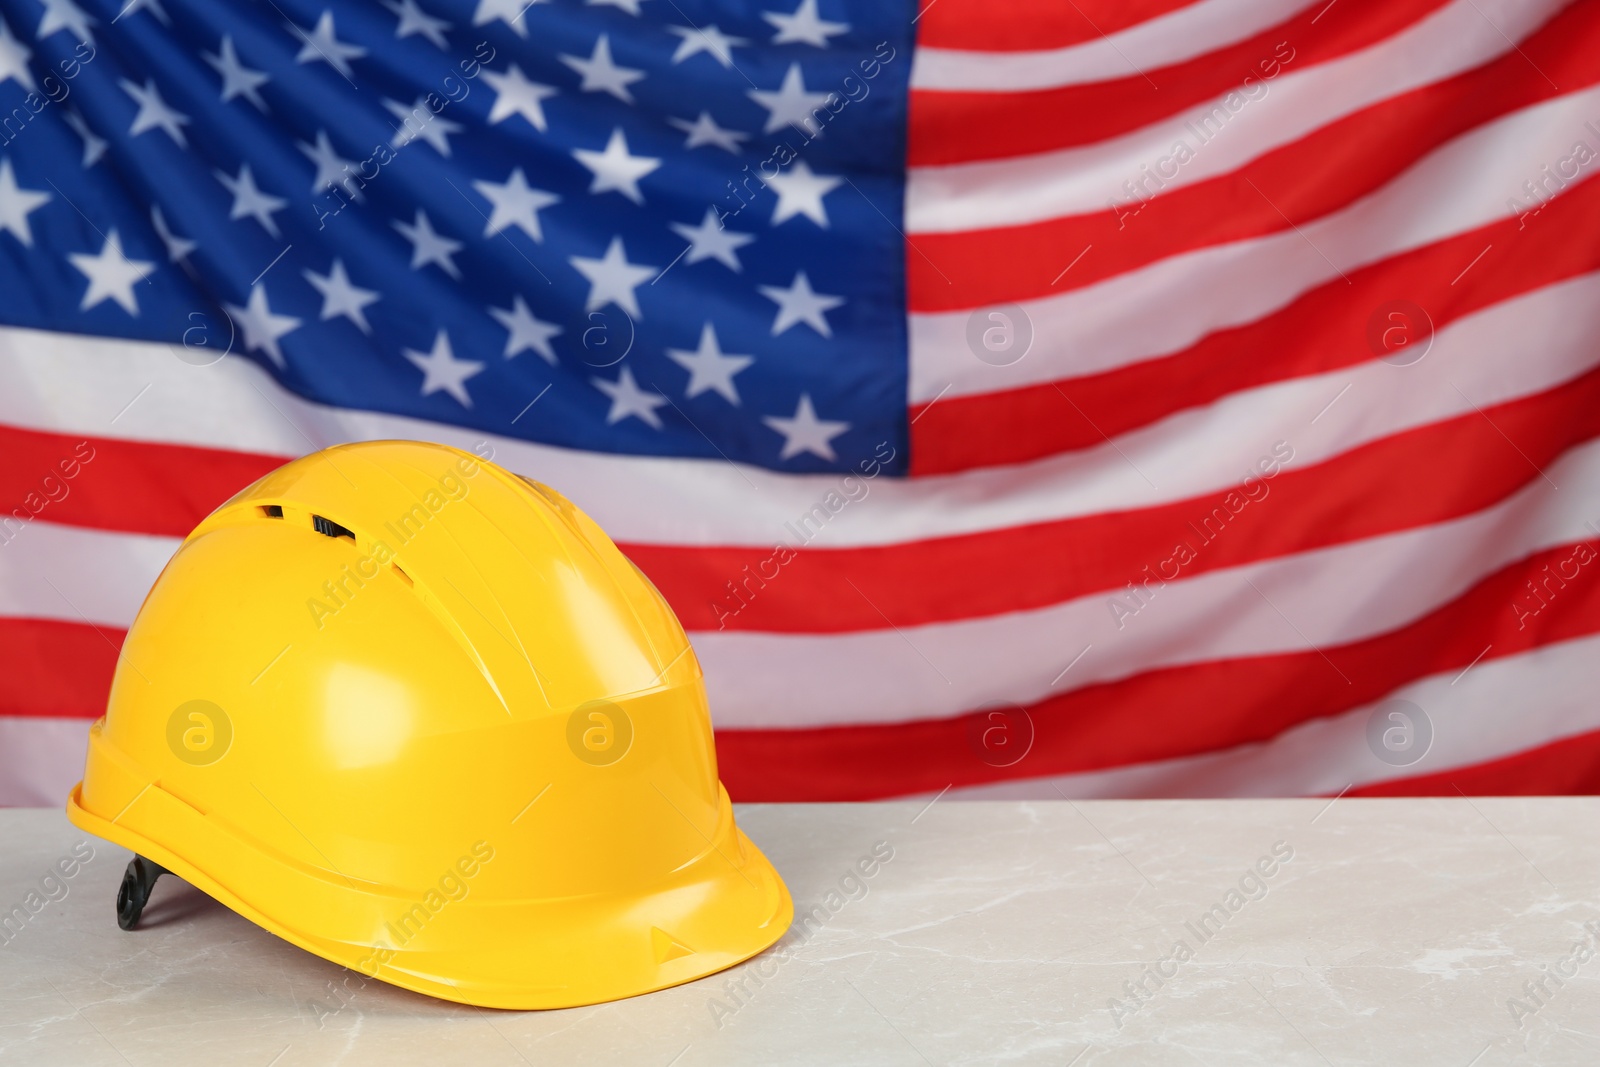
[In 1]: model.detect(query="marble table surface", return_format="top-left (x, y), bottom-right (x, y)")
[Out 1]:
top-left (2, 798), bottom-right (1598, 1066)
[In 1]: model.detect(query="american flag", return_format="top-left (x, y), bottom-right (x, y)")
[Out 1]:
top-left (2, 0), bottom-right (1598, 805)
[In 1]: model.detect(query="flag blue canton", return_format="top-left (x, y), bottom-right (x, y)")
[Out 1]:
top-left (0, 0), bottom-right (913, 473)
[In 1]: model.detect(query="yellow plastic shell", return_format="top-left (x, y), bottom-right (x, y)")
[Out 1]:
top-left (66, 440), bottom-right (792, 1009)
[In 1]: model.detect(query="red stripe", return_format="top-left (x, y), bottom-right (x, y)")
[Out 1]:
top-left (715, 540), bottom-right (1600, 800)
top-left (32, 360), bottom-right (1600, 635)
top-left (0, 423), bottom-right (282, 539)
top-left (636, 367), bottom-right (1600, 632)
top-left (21, 544), bottom-right (1600, 798)
top-left (907, 0), bottom-right (1454, 166)
top-left (1350, 728), bottom-right (1600, 795)
top-left (906, 1), bottom-right (1600, 311)
top-left (0, 618), bottom-right (122, 719)
top-left (911, 179), bottom-right (1600, 474)
top-left (914, 0), bottom-right (1203, 53)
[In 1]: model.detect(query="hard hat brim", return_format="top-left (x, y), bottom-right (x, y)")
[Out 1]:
top-left (68, 781), bottom-right (794, 1010)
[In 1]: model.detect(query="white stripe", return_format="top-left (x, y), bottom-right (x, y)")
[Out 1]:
top-left (3, 271), bottom-right (1598, 551)
top-left (909, 88), bottom-right (1600, 402)
top-left (7, 636), bottom-right (1593, 805)
top-left (946, 633), bottom-right (1600, 799)
top-left (906, 0), bottom-right (1563, 231)
top-left (910, 0), bottom-right (1312, 93)
top-left (0, 718), bottom-right (90, 807)
top-left (692, 438), bottom-right (1600, 728)
top-left (0, 326), bottom-right (307, 458)
top-left (12, 431), bottom-right (1589, 728)
top-left (0, 522), bottom-right (177, 628)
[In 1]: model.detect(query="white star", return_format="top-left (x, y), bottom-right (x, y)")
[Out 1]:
top-left (570, 237), bottom-right (656, 318)
top-left (481, 65), bottom-right (557, 131)
top-left (405, 331), bottom-right (484, 406)
top-left (69, 231), bottom-right (154, 315)
top-left (767, 159), bottom-right (842, 227)
top-left (121, 78), bottom-right (189, 146)
top-left (383, 0), bottom-right (450, 48)
top-left (764, 0), bottom-right (849, 47)
top-left (215, 163), bottom-right (287, 238)
top-left (0, 159), bottom-right (50, 247)
top-left (304, 259), bottom-right (380, 334)
top-left (226, 283), bottom-right (302, 368)
top-left (0, 21), bottom-right (35, 93)
top-left (294, 11), bottom-right (365, 80)
top-left (490, 295), bottom-right (560, 363)
top-left (759, 271), bottom-right (844, 336)
top-left (393, 210), bottom-right (462, 278)
top-left (63, 111), bottom-right (106, 167)
top-left (669, 207), bottom-right (755, 272)
top-left (573, 128), bottom-right (660, 205)
top-left (385, 96), bottom-right (463, 156)
top-left (473, 0), bottom-right (540, 37)
top-left (764, 395), bottom-right (850, 460)
top-left (749, 63), bottom-right (833, 136)
top-left (149, 205), bottom-right (195, 263)
top-left (298, 129), bottom-right (363, 200)
top-left (667, 323), bottom-right (753, 405)
top-left (560, 35), bottom-right (644, 103)
top-left (204, 35), bottom-right (269, 111)
top-left (473, 168), bottom-right (559, 241)
top-left (37, 0), bottom-right (92, 44)
top-left (666, 24), bottom-right (746, 67)
top-left (592, 366), bottom-right (668, 428)
top-left (667, 112), bottom-right (746, 154)
top-left (112, 0), bottom-right (168, 26)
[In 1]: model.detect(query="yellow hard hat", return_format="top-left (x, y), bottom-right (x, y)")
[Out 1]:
top-left (66, 440), bottom-right (791, 1009)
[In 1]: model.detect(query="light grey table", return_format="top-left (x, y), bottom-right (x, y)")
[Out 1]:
top-left (2, 799), bottom-right (1597, 1065)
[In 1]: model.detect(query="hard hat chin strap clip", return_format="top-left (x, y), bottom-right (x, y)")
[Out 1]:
top-left (116, 855), bottom-right (169, 931)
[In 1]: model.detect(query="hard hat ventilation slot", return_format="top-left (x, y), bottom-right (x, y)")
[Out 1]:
top-left (312, 515), bottom-right (355, 541)
top-left (258, 505), bottom-right (283, 518)
top-left (391, 563), bottom-right (413, 587)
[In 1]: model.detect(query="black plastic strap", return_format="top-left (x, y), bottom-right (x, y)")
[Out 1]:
top-left (116, 855), bottom-right (169, 931)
